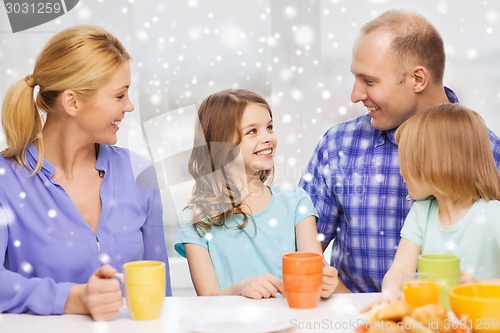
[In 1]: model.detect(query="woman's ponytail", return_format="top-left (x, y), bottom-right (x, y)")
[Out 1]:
top-left (1, 75), bottom-right (44, 172)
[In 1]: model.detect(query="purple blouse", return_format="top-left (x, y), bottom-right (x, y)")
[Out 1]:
top-left (0, 144), bottom-right (171, 315)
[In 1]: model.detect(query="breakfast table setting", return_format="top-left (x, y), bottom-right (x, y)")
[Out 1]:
top-left (1, 286), bottom-right (499, 332)
top-left (1, 253), bottom-right (499, 332)
top-left (0, 292), bottom-right (380, 333)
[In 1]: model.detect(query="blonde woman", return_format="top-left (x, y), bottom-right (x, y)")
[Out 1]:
top-left (0, 26), bottom-right (170, 320)
top-left (381, 104), bottom-right (500, 301)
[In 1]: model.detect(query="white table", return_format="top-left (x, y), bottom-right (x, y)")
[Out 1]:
top-left (0, 293), bottom-right (379, 332)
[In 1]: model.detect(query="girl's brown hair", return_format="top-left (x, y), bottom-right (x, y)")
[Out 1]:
top-left (396, 103), bottom-right (500, 204)
top-left (186, 89), bottom-right (273, 234)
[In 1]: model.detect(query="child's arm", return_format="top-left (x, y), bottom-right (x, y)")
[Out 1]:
top-left (361, 238), bottom-right (420, 313)
top-left (460, 270), bottom-right (477, 284)
top-left (381, 238), bottom-right (420, 301)
top-left (184, 243), bottom-right (284, 298)
top-left (296, 216), bottom-right (339, 298)
top-left (460, 270), bottom-right (500, 284)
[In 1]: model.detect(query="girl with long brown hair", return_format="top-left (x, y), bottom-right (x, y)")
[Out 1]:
top-left (174, 89), bottom-right (338, 298)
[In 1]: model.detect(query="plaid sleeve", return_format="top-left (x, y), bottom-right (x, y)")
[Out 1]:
top-left (488, 129), bottom-right (500, 171)
top-left (299, 131), bottom-right (341, 243)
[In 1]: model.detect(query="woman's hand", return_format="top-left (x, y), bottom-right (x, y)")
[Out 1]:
top-left (65, 265), bottom-right (123, 321)
top-left (320, 264), bottom-right (338, 299)
top-left (236, 273), bottom-right (284, 299)
top-left (84, 265), bottom-right (123, 320)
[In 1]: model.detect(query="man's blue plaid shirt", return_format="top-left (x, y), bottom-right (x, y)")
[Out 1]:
top-left (299, 88), bottom-right (500, 292)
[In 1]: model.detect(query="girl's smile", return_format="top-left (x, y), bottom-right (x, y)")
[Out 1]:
top-left (238, 103), bottom-right (276, 177)
top-left (254, 147), bottom-right (273, 157)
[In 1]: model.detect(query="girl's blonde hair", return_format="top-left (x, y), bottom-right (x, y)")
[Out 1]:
top-left (1, 25), bottom-right (130, 173)
top-left (396, 103), bottom-right (500, 204)
top-left (186, 89), bottom-right (274, 234)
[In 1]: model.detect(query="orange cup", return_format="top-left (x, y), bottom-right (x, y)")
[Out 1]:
top-left (403, 272), bottom-right (440, 308)
top-left (282, 252), bottom-right (322, 309)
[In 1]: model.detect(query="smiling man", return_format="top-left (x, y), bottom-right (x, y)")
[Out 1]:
top-left (299, 9), bottom-right (500, 293)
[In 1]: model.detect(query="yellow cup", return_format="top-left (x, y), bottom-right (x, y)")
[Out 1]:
top-left (116, 260), bottom-right (166, 320)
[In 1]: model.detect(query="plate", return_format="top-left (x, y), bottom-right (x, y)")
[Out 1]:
top-left (178, 305), bottom-right (292, 333)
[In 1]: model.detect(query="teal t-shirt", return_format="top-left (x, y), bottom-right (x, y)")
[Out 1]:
top-left (401, 198), bottom-right (500, 280)
top-left (174, 186), bottom-right (318, 289)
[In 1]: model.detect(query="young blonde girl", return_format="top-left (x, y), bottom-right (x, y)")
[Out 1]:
top-left (382, 103), bottom-right (500, 300)
top-left (175, 89), bottom-right (338, 298)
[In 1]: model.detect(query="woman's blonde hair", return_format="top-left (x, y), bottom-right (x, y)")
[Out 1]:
top-left (396, 103), bottom-right (500, 204)
top-left (1, 25), bottom-right (130, 173)
top-left (186, 89), bottom-right (274, 234)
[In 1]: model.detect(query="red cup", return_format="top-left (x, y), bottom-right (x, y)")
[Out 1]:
top-left (282, 252), bottom-right (322, 309)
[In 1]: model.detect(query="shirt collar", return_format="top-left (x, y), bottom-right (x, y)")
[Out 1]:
top-left (444, 86), bottom-right (459, 103)
top-left (27, 143), bottom-right (56, 177)
top-left (27, 143), bottom-right (110, 177)
top-left (384, 129), bottom-right (398, 145)
top-left (372, 129), bottom-right (397, 148)
top-left (96, 144), bottom-right (110, 173)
